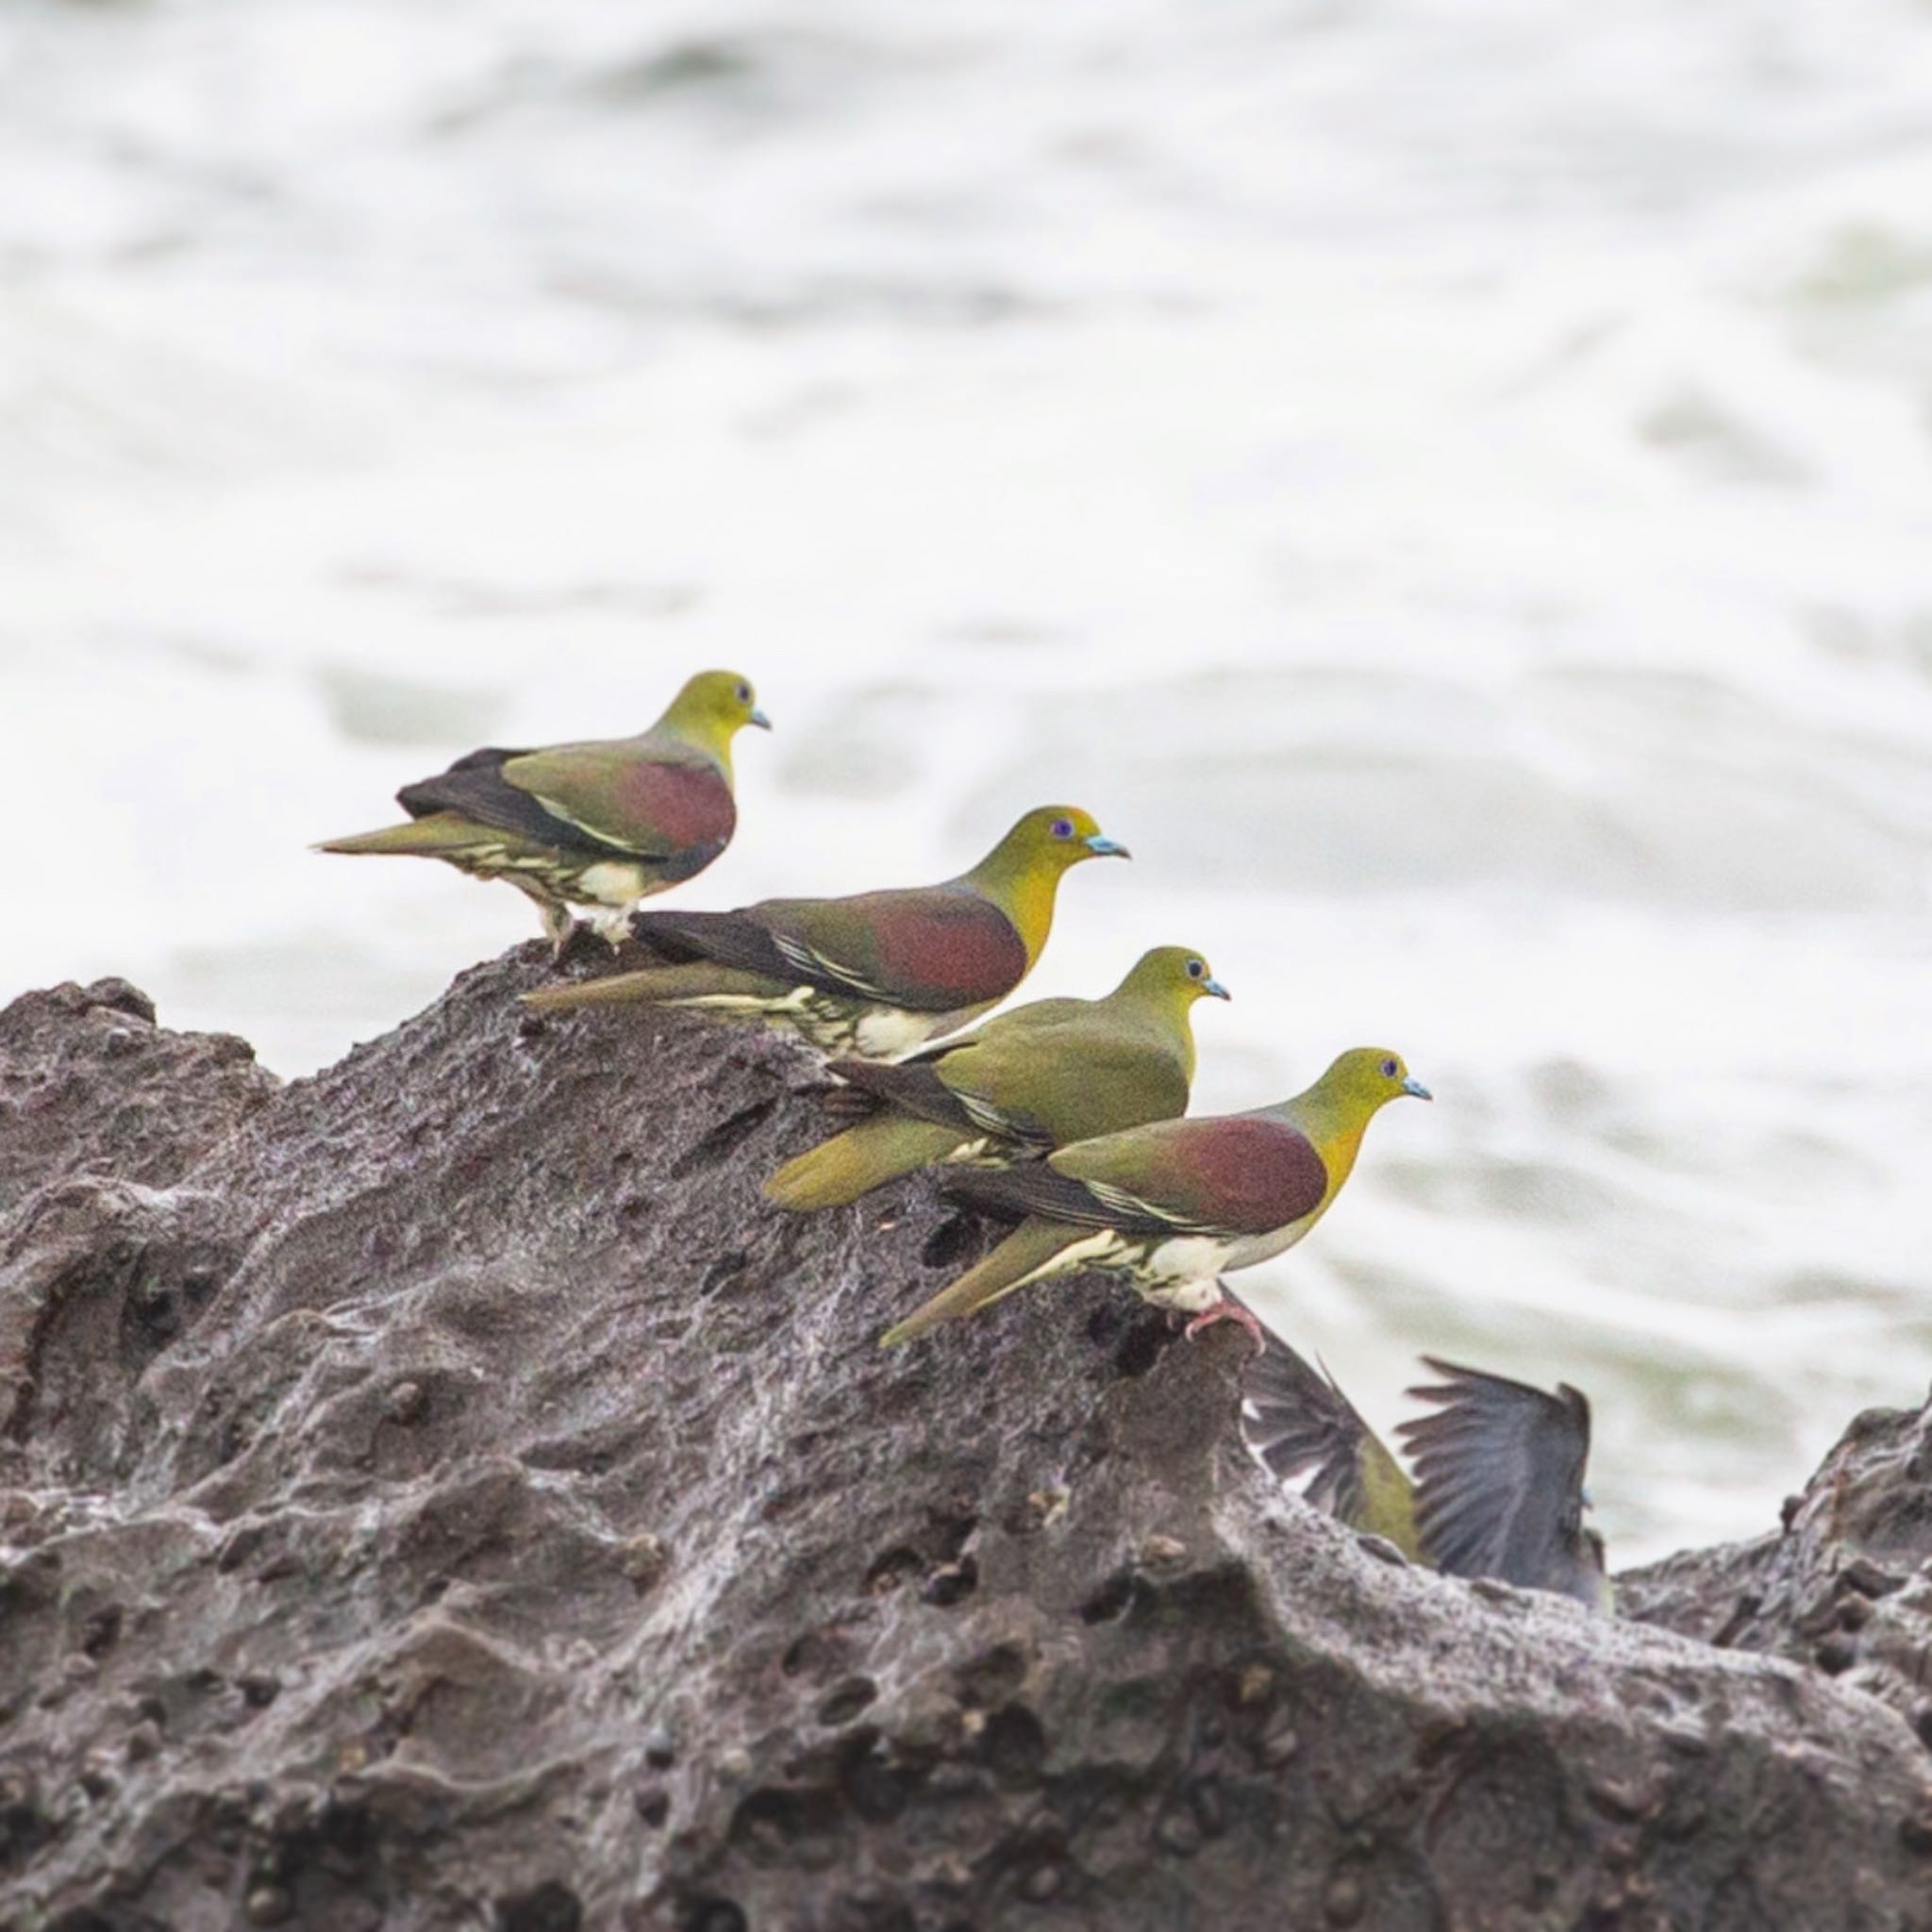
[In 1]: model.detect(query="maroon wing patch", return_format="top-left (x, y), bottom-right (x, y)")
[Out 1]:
top-left (632, 888), bottom-right (1025, 1010)
top-left (949, 1115), bottom-right (1328, 1240)
top-left (858, 890), bottom-right (1030, 1008)
top-left (1037, 1114), bottom-right (1330, 1236)
top-left (760, 887), bottom-right (1029, 1010)
top-left (613, 759), bottom-right (736, 872)
top-left (1157, 1117), bottom-right (1330, 1233)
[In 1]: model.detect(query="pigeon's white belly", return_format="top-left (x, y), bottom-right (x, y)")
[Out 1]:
top-left (1140, 1270), bottom-right (1226, 1314)
top-left (850, 1003), bottom-right (959, 1060)
top-left (657, 985), bottom-right (972, 1061)
top-left (574, 860), bottom-right (652, 909)
top-left (1142, 1234), bottom-right (1240, 1289)
top-left (1135, 1219), bottom-right (1314, 1307)
top-left (1008, 1215), bottom-right (1322, 1317)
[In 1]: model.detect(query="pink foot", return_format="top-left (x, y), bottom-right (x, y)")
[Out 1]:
top-left (1182, 1299), bottom-right (1266, 1353)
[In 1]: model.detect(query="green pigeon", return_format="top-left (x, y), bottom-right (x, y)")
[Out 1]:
top-left (1241, 1332), bottom-right (1611, 1610)
top-left (879, 1047), bottom-right (1429, 1346)
top-left (318, 668), bottom-right (770, 950)
top-left (522, 806), bottom-right (1129, 1059)
top-left (762, 945), bottom-right (1230, 1211)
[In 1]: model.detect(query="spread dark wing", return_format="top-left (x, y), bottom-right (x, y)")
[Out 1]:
top-left (1241, 1331), bottom-right (1375, 1523)
top-left (400, 747), bottom-right (634, 858)
top-left (1397, 1358), bottom-right (1591, 1591)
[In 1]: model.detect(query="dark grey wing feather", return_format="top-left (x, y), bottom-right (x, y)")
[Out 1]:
top-left (939, 1162), bottom-right (1176, 1238)
top-left (951, 1090), bottom-right (1056, 1149)
top-left (627, 908), bottom-right (797, 977)
top-left (628, 902), bottom-right (1013, 1010)
top-left (630, 908), bottom-right (954, 1008)
top-left (398, 747), bottom-right (641, 859)
top-left (1241, 1331), bottom-right (1374, 1524)
top-left (1397, 1357), bottom-right (1591, 1593)
top-left (825, 1057), bottom-right (980, 1136)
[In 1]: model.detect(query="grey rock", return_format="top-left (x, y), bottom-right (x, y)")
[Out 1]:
top-left (1, 949), bottom-right (1929, 1931)
top-left (0, 976), bottom-right (274, 1218)
top-left (1622, 1394), bottom-right (1932, 1735)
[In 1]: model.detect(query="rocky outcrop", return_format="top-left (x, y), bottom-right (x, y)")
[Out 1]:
top-left (1620, 1397), bottom-right (1932, 1748)
top-left (2, 955), bottom-right (1930, 1932)
top-left (0, 978), bottom-right (275, 1219)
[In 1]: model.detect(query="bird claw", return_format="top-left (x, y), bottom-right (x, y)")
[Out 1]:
top-left (1182, 1300), bottom-right (1267, 1354)
top-left (550, 922), bottom-right (609, 970)
top-left (588, 904), bottom-right (637, 949)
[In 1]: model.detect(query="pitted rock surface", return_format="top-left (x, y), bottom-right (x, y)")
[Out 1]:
top-left (0, 977), bottom-right (274, 1219)
top-left (2, 954), bottom-right (1930, 1931)
top-left (1622, 1395), bottom-right (1932, 1741)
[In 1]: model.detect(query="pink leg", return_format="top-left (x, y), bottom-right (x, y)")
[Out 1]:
top-left (1182, 1298), bottom-right (1266, 1353)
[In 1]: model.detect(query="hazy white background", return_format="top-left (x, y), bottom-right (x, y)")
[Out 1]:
top-left (4, 0), bottom-right (1931, 1560)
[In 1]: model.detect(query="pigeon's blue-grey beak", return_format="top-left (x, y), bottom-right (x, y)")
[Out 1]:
top-left (1085, 834), bottom-right (1131, 858)
top-left (1204, 976), bottom-right (1232, 1001)
top-left (1402, 1075), bottom-right (1433, 1101)
top-left (748, 708), bottom-right (774, 730)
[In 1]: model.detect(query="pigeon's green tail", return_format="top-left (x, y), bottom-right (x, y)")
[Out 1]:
top-left (878, 1217), bottom-right (1081, 1345)
top-left (316, 812), bottom-right (501, 858)
top-left (765, 1116), bottom-right (966, 1211)
top-left (521, 962), bottom-right (780, 1013)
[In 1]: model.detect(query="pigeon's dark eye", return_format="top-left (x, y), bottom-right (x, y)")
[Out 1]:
top-left (1186, 959), bottom-right (1204, 978)
top-left (1049, 818), bottom-right (1074, 840)
top-left (1380, 1057), bottom-right (1399, 1079)
top-left (735, 683), bottom-right (751, 703)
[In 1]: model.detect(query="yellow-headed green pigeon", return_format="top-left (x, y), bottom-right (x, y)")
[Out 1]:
top-left (522, 805), bottom-right (1128, 1059)
top-left (319, 668), bottom-right (769, 950)
top-left (763, 945), bottom-right (1229, 1210)
top-left (880, 1047), bottom-right (1429, 1344)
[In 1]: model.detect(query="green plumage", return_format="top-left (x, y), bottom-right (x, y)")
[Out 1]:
top-left (318, 668), bottom-right (768, 950)
top-left (521, 805), bottom-right (1130, 1059)
top-left (763, 945), bottom-right (1226, 1210)
top-left (767, 1116), bottom-right (969, 1211)
top-left (881, 1047), bottom-right (1431, 1345)
top-left (879, 1219), bottom-right (1079, 1340)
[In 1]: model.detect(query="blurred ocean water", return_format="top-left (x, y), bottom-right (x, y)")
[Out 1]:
top-left (3, 0), bottom-right (1930, 1559)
